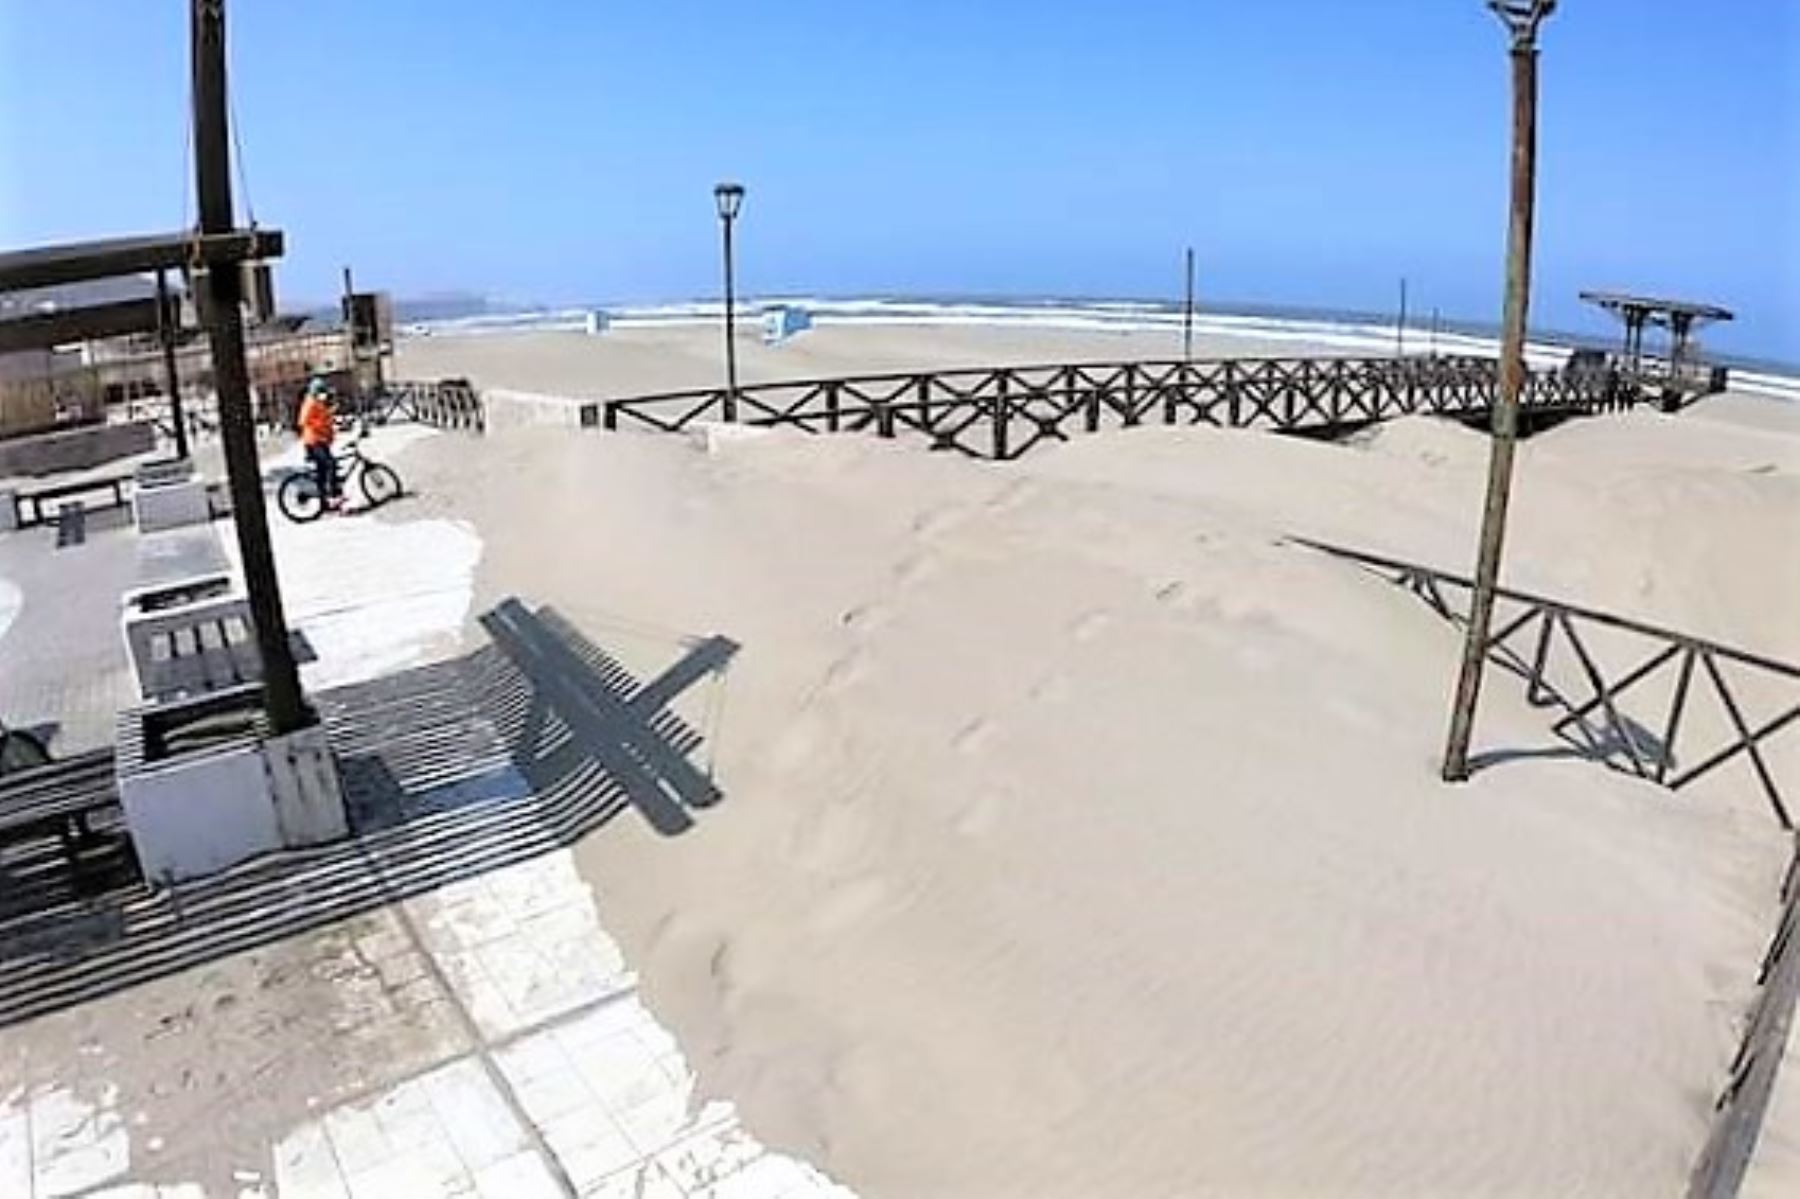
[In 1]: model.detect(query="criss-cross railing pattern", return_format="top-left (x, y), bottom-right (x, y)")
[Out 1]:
top-left (1304, 540), bottom-right (1800, 828)
top-left (601, 354), bottom-right (1628, 459)
top-left (374, 379), bottom-right (485, 431)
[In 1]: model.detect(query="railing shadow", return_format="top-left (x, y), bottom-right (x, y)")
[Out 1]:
top-left (0, 603), bottom-right (733, 1029)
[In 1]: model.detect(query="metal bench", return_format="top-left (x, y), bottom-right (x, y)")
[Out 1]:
top-left (13, 472), bottom-right (131, 529)
top-left (0, 748), bottom-right (122, 866)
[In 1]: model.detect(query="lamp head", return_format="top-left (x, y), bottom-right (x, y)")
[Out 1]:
top-left (1488, 0), bottom-right (1555, 44)
top-left (714, 181), bottom-right (745, 221)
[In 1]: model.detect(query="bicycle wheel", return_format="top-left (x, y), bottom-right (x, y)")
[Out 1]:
top-left (360, 462), bottom-right (403, 509)
top-left (278, 471), bottom-right (327, 523)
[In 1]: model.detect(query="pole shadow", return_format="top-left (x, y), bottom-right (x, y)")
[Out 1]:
top-left (0, 599), bottom-right (736, 1029)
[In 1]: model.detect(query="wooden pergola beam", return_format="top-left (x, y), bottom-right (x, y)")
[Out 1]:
top-left (0, 297), bottom-right (172, 354)
top-left (0, 228), bottom-right (283, 294)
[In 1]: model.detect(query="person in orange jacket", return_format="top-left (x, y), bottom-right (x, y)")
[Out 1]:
top-left (296, 377), bottom-right (343, 510)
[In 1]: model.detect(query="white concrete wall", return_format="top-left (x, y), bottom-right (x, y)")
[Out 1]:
top-left (480, 388), bottom-right (597, 433)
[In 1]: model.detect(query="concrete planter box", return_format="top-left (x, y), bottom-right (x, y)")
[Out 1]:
top-left (120, 575), bottom-right (253, 702)
top-left (117, 690), bottom-right (346, 885)
top-left (134, 471), bottom-right (211, 532)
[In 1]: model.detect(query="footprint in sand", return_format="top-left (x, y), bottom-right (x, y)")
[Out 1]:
top-left (1153, 580), bottom-right (1188, 606)
top-left (809, 876), bottom-right (892, 935)
top-left (1028, 672), bottom-right (1073, 704)
top-left (820, 647), bottom-right (868, 694)
top-left (986, 477), bottom-right (1038, 514)
top-left (892, 550), bottom-right (937, 587)
top-left (1070, 609), bottom-right (1112, 642)
top-left (911, 505), bottom-right (968, 539)
top-left (840, 603), bottom-right (891, 633)
top-left (953, 788), bottom-right (1007, 837)
top-left (951, 716), bottom-right (996, 755)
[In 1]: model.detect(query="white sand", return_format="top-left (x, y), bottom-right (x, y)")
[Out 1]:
top-left (390, 326), bottom-right (1800, 1196)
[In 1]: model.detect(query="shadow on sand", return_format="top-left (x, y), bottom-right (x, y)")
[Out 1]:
top-left (0, 600), bottom-right (736, 1029)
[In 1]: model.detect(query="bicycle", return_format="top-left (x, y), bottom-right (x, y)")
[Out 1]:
top-left (276, 437), bottom-right (404, 523)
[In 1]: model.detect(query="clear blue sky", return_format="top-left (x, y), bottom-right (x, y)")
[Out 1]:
top-left (2, 1), bottom-right (1795, 360)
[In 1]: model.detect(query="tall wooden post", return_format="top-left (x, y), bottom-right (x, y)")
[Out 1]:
top-left (154, 268), bottom-right (188, 459)
top-left (1443, 1), bottom-right (1552, 782)
top-left (193, 0), bottom-right (308, 736)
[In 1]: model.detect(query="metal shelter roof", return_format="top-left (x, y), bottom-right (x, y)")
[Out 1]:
top-left (1580, 291), bottom-right (1735, 328)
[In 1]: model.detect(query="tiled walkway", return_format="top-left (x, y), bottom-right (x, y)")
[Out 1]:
top-left (0, 431), bottom-right (857, 1198)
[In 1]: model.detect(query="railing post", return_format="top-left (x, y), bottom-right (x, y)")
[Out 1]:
top-left (992, 372), bottom-right (1010, 460)
top-left (1084, 368), bottom-right (1101, 432)
top-left (1122, 364), bottom-right (1138, 428)
top-left (603, 401), bottom-right (618, 431)
top-left (1226, 360), bottom-right (1241, 426)
top-left (826, 381), bottom-right (841, 433)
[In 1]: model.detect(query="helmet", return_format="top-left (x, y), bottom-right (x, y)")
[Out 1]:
top-left (306, 376), bottom-right (329, 396)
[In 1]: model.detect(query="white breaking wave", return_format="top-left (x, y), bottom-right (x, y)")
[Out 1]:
top-left (401, 297), bottom-right (1799, 397)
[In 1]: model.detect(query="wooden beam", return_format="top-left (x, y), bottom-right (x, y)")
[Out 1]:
top-left (0, 229), bottom-right (283, 294)
top-left (0, 297), bottom-right (171, 354)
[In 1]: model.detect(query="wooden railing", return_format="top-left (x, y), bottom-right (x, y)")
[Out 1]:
top-left (1303, 540), bottom-right (1800, 828)
top-left (1688, 841), bottom-right (1800, 1197)
top-left (374, 379), bottom-right (485, 432)
top-left (601, 355), bottom-right (1630, 460)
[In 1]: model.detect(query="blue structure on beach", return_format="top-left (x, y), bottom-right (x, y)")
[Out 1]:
top-left (762, 306), bottom-right (812, 346)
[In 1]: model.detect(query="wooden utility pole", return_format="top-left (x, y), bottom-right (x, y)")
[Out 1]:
top-left (192, 0), bottom-right (308, 736)
top-left (1443, 0), bottom-right (1555, 782)
top-left (1183, 247), bottom-right (1196, 362)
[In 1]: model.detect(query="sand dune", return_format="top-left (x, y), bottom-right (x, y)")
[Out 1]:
top-left (389, 379), bottom-right (1798, 1197)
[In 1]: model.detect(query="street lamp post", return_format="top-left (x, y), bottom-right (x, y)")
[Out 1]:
top-left (713, 182), bottom-right (745, 422)
top-left (1183, 247), bottom-right (1196, 362)
top-left (1442, 0), bottom-right (1556, 782)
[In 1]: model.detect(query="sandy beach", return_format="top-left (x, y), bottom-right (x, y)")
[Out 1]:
top-left (375, 323), bottom-right (1800, 1196)
top-left (394, 322), bottom-right (1373, 400)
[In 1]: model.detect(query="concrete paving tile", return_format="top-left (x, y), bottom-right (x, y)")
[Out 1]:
top-left (556, 1131), bottom-right (648, 1193)
top-left (473, 1149), bottom-right (565, 1199)
top-left (35, 1139), bottom-right (131, 1197)
top-left (271, 1117), bottom-right (351, 1199)
top-left (506, 1063), bottom-right (597, 1126)
top-left (31, 1085), bottom-right (130, 1198)
top-left (650, 1120), bottom-right (770, 1195)
top-left (566, 1035), bottom-right (685, 1122)
top-left (613, 1087), bottom-right (714, 1159)
top-left (553, 997), bottom-right (657, 1052)
top-left (370, 1078), bottom-right (447, 1155)
top-left (493, 1032), bottom-right (572, 1088)
top-left (776, 1164), bottom-right (860, 1199)
top-left (576, 1161), bottom-right (685, 1199)
top-left (538, 1107), bottom-right (631, 1166)
top-left (0, 1098), bottom-right (31, 1199)
top-left (342, 1136), bottom-right (472, 1199)
top-left (322, 1104), bottom-right (392, 1179)
top-left (419, 1059), bottom-right (529, 1173)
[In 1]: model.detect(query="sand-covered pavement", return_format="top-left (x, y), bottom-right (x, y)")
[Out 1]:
top-left (385, 376), bottom-right (1800, 1197)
